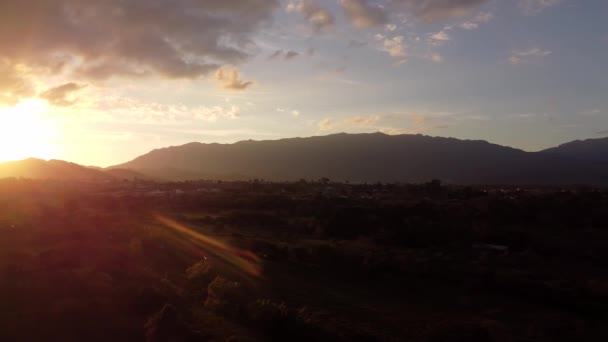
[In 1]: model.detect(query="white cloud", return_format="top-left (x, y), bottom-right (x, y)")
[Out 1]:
top-left (214, 68), bottom-right (254, 91)
top-left (276, 107), bottom-right (302, 117)
top-left (460, 22), bottom-right (479, 30)
top-left (430, 31), bottom-right (450, 41)
top-left (90, 95), bottom-right (242, 124)
top-left (385, 36), bottom-right (407, 57)
top-left (385, 24), bottom-right (398, 32)
top-left (376, 35), bottom-right (407, 64)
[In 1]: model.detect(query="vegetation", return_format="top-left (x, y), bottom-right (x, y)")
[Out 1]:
top-left (1, 178), bottom-right (607, 341)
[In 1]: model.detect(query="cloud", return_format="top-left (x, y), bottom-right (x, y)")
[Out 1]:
top-left (430, 54), bottom-right (443, 63)
top-left (508, 48), bottom-right (552, 65)
top-left (276, 107), bottom-right (301, 117)
top-left (519, 0), bottom-right (561, 15)
top-left (317, 66), bottom-right (362, 85)
top-left (318, 110), bottom-right (479, 135)
top-left (578, 109), bottom-right (601, 116)
top-left (430, 30), bottom-right (450, 41)
top-left (0, 62), bottom-right (35, 106)
top-left (459, 11), bottom-right (494, 30)
top-left (214, 68), bottom-right (254, 91)
top-left (460, 22), bottom-right (478, 30)
top-left (318, 113), bottom-right (433, 135)
top-left (287, 0), bottom-right (335, 31)
top-left (0, 0), bottom-right (278, 102)
top-left (375, 35), bottom-right (407, 64)
top-left (318, 115), bottom-right (382, 131)
top-left (268, 50), bottom-right (285, 60)
top-left (285, 51), bottom-right (300, 60)
top-left (391, 0), bottom-right (490, 22)
top-left (385, 24), bottom-right (398, 32)
top-left (267, 50), bottom-right (301, 61)
top-left (40, 83), bottom-right (87, 106)
top-left (340, 0), bottom-right (388, 28)
top-left (597, 130), bottom-right (608, 136)
top-left (93, 95), bottom-right (241, 123)
top-left (196, 105), bottom-right (241, 122)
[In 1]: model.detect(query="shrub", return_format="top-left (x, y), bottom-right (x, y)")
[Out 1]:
top-left (205, 276), bottom-right (250, 318)
top-left (144, 304), bottom-right (201, 342)
top-left (186, 259), bottom-right (217, 289)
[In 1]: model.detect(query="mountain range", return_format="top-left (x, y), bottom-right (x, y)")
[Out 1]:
top-left (0, 158), bottom-right (147, 182)
top-left (2, 133), bottom-right (608, 185)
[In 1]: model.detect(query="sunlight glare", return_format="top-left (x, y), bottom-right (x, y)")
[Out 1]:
top-left (0, 99), bottom-right (58, 162)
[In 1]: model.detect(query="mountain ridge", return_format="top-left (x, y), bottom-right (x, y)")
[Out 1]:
top-left (4, 133), bottom-right (607, 185)
top-left (110, 133), bottom-right (608, 185)
top-left (0, 158), bottom-right (147, 181)
top-left (540, 136), bottom-right (608, 163)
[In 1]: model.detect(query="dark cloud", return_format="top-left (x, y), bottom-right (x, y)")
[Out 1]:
top-left (268, 50), bottom-right (285, 60)
top-left (391, 0), bottom-right (489, 21)
top-left (266, 50), bottom-right (300, 61)
top-left (285, 51), bottom-right (300, 60)
top-left (41, 83), bottom-right (87, 106)
top-left (0, 0), bottom-right (278, 102)
top-left (214, 68), bottom-right (253, 91)
top-left (338, 0), bottom-right (488, 29)
top-left (340, 0), bottom-right (388, 28)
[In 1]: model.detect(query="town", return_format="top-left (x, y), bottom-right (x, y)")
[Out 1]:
top-left (1, 178), bottom-right (607, 341)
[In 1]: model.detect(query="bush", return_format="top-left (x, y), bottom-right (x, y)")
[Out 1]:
top-left (186, 259), bottom-right (217, 289)
top-left (144, 304), bottom-right (201, 342)
top-left (205, 276), bottom-right (251, 318)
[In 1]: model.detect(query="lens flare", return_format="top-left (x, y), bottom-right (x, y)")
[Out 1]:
top-left (155, 215), bottom-right (262, 279)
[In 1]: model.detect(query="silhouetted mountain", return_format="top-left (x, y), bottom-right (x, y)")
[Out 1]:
top-left (110, 133), bottom-right (608, 185)
top-left (541, 137), bottom-right (608, 163)
top-left (0, 158), bottom-right (115, 181)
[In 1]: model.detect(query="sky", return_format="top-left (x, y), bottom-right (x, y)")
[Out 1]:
top-left (0, 0), bottom-right (607, 166)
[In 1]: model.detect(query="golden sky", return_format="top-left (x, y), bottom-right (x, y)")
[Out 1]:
top-left (1, 0), bottom-right (607, 166)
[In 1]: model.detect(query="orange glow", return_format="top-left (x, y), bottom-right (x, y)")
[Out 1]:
top-left (0, 99), bottom-right (58, 162)
top-left (155, 215), bottom-right (263, 279)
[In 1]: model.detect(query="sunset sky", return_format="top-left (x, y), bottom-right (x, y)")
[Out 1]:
top-left (0, 0), bottom-right (607, 166)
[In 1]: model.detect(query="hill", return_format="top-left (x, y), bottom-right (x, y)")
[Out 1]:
top-left (0, 158), bottom-right (116, 181)
top-left (110, 133), bottom-right (608, 185)
top-left (541, 137), bottom-right (608, 163)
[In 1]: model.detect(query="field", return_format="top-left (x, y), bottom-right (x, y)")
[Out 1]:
top-left (1, 178), bottom-right (608, 341)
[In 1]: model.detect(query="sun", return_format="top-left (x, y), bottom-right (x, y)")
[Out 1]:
top-left (0, 99), bottom-right (58, 162)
